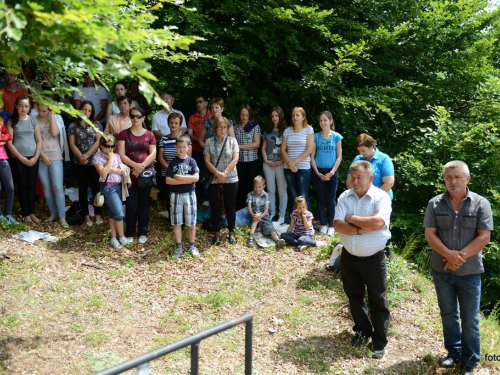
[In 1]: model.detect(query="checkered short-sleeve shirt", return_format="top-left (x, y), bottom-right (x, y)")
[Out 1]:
top-left (234, 122), bottom-right (261, 162)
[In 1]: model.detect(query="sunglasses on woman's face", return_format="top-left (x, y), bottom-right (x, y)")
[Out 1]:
top-left (103, 144), bottom-right (115, 149)
top-left (130, 114), bottom-right (144, 119)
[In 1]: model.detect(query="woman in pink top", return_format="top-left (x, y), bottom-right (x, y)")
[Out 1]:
top-left (0, 120), bottom-right (17, 225)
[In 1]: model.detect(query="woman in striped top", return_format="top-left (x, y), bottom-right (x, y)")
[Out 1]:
top-left (280, 107), bottom-right (314, 211)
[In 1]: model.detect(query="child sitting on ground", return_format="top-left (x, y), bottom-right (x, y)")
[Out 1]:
top-left (166, 135), bottom-right (200, 259)
top-left (281, 196), bottom-right (326, 251)
top-left (247, 175), bottom-right (285, 249)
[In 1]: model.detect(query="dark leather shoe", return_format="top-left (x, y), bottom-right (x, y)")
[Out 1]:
top-left (212, 233), bottom-right (221, 245)
top-left (228, 231), bottom-right (236, 244)
top-left (439, 354), bottom-right (459, 368)
top-left (460, 365), bottom-right (474, 375)
top-left (351, 333), bottom-right (368, 348)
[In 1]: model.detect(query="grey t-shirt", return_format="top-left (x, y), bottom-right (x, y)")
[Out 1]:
top-left (262, 130), bottom-right (283, 162)
top-left (423, 190), bottom-right (493, 276)
top-left (12, 116), bottom-right (38, 157)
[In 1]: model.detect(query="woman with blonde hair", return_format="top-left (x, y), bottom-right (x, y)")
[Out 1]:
top-left (281, 107), bottom-right (314, 210)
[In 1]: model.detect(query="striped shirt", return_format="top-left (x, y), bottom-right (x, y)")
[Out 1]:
top-left (334, 185), bottom-right (392, 257)
top-left (283, 126), bottom-right (314, 170)
top-left (291, 210), bottom-right (315, 236)
top-left (158, 134), bottom-right (192, 176)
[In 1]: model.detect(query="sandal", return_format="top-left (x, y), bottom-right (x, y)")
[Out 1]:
top-left (228, 231), bottom-right (236, 244)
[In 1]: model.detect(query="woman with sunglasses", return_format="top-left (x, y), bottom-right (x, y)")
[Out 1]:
top-left (68, 100), bottom-right (104, 226)
top-left (117, 107), bottom-right (156, 244)
top-left (93, 136), bottom-right (132, 249)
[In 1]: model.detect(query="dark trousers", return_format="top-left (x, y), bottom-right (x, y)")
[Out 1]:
top-left (125, 182), bottom-right (152, 237)
top-left (193, 151), bottom-right (209, 202)
top-left (73, 163), bottom-right (101, 216)
top-left (236, 160), bottom-right (259, 210)
top-left (209, 181), bottom-right (238, 232)
top-left (340, 249), bottom-right (390, 351)
top-left (12, 158), bottom-right (39, 217)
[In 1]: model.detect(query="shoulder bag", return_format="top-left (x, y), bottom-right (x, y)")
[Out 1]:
top-left (127, 129), bottom-right (157, 188)
top-left (201, 135), bottom-right (229, 190)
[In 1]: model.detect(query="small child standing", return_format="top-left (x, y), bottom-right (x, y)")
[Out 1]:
top-left (281, 196), bottom-right (326, 251)
top-left (247, 175), bottom-right (285, 249)
top-left (166, 135), bottom-right (200, 259)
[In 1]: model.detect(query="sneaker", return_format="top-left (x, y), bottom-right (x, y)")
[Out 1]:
top-left (0, 216), bottom-right (8, 225)
top-left (439, 354), bottom-right (459, 368)
top-left (247, 234), bottom-right (255, 247)
top-left (371, 348), bottom-right (385, 359)
top-left (188, 246), bottom-right (200, 258)
top-left (316, 240), bottom-right (326, 248)
top-left (297, 245), bottom-right (308, 252)
top-left (59, 218), bottom-right (69, 229)
top-left (47, 213), bottom-right (59, 222)
top-left (271, 214), bottom-right (279, 222)
top-left (277, 216), bottom-right (285, 224)
top-left (6, 215), bottom-right (18, 224)
top-left (460, 365), bottom-right (474, 375)
top-left (138, 236), bottom-right (148, 244)
top-left (275, 239), bottom-right (285, 249)
top-left (119, 237), bottom-right (133, 246)
top-left (202, 201), bottom-right (210, 207)
top-left (109, 238), bottom-right (122, 249)
top-left (172, 246), bottom-right (184, 259)
top-left (320, 225), bottom-right (327, 234)
top-left (327, 227), bottom-right (335, 236)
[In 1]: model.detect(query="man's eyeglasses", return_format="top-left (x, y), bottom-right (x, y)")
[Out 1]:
top-left (196, 100), bottom-right (205, 104)
top-left (103, 144), bottom-right (115, 149)
top-left (130, 114), bottom-right (144, 119)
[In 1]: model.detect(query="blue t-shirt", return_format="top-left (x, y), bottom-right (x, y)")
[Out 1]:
top-left (165, 156), bottom-right (199, 193)
top-left (0, 110), bottom-right (11, 124)
top-left (350, 148), bottom-right (394, 200)
top-left (314, 131), bottom-right (343, 169)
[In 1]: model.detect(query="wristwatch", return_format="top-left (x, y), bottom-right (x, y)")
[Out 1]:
top-left (356, 227), bottom-right (361, 235)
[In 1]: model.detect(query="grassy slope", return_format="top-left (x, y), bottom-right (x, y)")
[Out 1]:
top-left (1, 218), bottom-right (499, 375)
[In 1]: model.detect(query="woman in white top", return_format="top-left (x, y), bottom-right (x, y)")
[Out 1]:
top-left (105, 81), bottom-right (138, 122)
top-left (37, 105), bottom-right (70, 228)
top-left (280, 107), bottom-right (314, 211)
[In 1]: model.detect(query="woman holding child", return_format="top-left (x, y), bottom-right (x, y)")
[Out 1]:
top-left (204, 117), bottom-right (239, 245)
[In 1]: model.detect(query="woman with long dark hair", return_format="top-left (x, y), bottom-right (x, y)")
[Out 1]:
top-left (117, 107), bottom-right (156, 244)
top-left (261, 106), bottom-right (288, 223)
top-left (6, 95), bottom-right (43, 223)
top-left (68, 100), bottom-right (104, 226)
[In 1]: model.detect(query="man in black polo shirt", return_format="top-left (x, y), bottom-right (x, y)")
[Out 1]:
top-left (424, 160), bottom-right (493, 375)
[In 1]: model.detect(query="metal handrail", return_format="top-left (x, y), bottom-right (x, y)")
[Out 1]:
top-left (95, 313), bottom-right (253, 375)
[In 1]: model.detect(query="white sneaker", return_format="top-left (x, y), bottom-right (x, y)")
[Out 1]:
top-left (278, 216), bottom-right (285, 224)
top-left (158, 211), bottom-right (169, 219)
top-left (188, 246), bottom-right (200, 258)
top-left (297, 245), bottom-right (308, 252)
top-left (320, 225), bottom-right (328, 234)
top-left (138, 236), bottom-right (148, 244)
top-left (327, 227), bottom-right (335, 236)
top-left (202, 201), bottom-right (210, 207)
top-left (119, 237), bottom-right (133, 246)
top-left (109, 238), bottom-right (122, 249)
top-left (316, 240), bottom-right (327, 248)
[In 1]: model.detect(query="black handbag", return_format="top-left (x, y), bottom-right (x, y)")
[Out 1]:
top-left (201, 135), bottom-right (229, 189)
top-left (65, 201), bottom-right (84, 226)
top-left (127, 129), bottom-right (157, 188)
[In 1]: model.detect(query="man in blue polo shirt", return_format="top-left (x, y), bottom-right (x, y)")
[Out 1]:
top-left (424, 160), bottom-right (493, 375)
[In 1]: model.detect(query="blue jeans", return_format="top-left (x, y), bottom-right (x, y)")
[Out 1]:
top-left (432, 270), bottom-right (481, 368)
top-left (0, 159), bottom-right (14, 216)
top-left (280, 232), bottom-right (317, 247)
top-left (39, 160), bottom-right (66, 218)
top-left (284, 168), bottom-right (311, 210)
top-left (103, 184), bottom-right (124, 221)
top-left (313, 169), bottom-right (338, 227)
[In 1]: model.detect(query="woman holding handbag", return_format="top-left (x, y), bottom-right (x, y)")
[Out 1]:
top-left (203, 116), bottom-right (239, 245)
top-left (117, 107), bottom-right (156, 244)
top-left (93, 136), bottom-right (132, 249)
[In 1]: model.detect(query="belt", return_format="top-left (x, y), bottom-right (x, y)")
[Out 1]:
top-left (101, 182), bottom-right (121, 186)
top-left (343, 247), bottom-right (384, 259)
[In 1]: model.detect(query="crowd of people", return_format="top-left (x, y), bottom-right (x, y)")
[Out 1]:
top-left (1, 71), bottom-right (493, 374)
